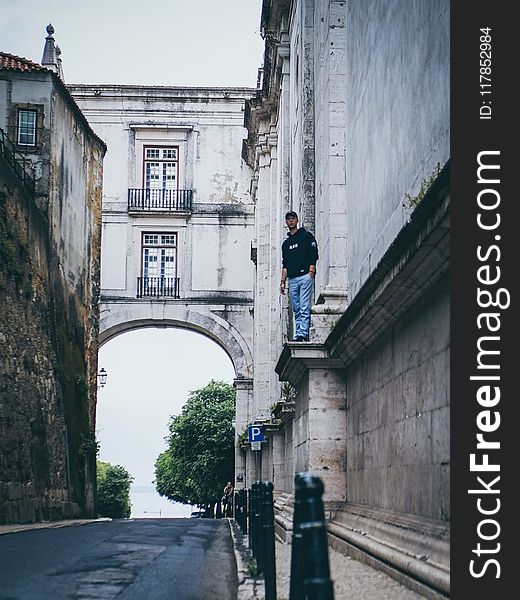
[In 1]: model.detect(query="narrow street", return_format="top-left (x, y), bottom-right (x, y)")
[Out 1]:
top-left (0, 519), bottom-right (237, 600)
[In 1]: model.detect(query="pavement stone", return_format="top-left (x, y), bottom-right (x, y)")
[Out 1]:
top-left (230, 519), bottom-right (425, 600)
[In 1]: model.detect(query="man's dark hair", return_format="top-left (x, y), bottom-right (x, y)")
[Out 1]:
top-left (285, 211), bottom-right (298, 219)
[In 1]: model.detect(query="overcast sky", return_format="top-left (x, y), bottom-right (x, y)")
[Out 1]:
top-left (1, 0), bottom-right (265, 87)
top-left (1, 0), bottom-right (263, 515)
top-left (97, 329), bottom-right (235, 514)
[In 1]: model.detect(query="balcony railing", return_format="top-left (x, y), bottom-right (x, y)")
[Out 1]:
top-left (136, 277), bottom-right (180, 299)
top-left (128, 189), bottom-right (192, 212)
top-left (0, 127), bottom-right (35, 195)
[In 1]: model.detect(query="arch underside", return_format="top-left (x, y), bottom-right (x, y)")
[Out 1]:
top-left (98, 302), bottom-right (253, 380)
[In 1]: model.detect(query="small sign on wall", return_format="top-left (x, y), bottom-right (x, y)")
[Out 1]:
top-left (251, 441), bottom-right (261, 451)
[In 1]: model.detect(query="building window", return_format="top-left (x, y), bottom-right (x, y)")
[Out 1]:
top-left (143, 146), bottom-right (179, 191)
top-left (17, 109), bottom-right (37, 146)
top-left (142, 232), bottom-right (178, 281)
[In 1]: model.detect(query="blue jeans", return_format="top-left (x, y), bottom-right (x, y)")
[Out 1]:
top-left (288, 274), bottom-right (314, 338)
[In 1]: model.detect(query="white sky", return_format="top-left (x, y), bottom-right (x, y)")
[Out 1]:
top-left (1, 0), bottom-right (262, 512)
top-left (0, 0), bottom-right (265, 87)
top-left (97, 329), bottom-right (235, 486)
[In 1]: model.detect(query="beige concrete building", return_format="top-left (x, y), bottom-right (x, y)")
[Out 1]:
top-left (242, 1), bottom-right (450, 597)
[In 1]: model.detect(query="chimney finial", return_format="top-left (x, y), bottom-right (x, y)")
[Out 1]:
top-left (41, 23), bottom-right (59, 73)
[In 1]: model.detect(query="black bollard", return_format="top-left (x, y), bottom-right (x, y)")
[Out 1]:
top-left (248, 488), bottom-right (253, 549)
top-left (250, 482), bottom-right (261, 564)
top-left (260, 482), bottom-right (277, 600)
top-left (239, 488), bottom-right (248, 534)
top-left (253, 482), bottom-right (263, 573)
top-left (289, 473), bottom-right (306, 600)
top-left (297, 473), bottom-right (334, 600)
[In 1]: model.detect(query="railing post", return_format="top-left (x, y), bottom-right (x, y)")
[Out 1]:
top-left (294, 473), bottom-right (334, 600)
top-left (260, 481), bottom-right (277, 600)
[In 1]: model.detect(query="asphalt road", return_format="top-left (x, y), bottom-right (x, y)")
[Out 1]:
top-left (0, 518), bottom-right (237, 600)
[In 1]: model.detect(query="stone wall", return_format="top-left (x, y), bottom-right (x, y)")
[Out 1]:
top-left (346, 275), bottom-right (450, 521)
top-left (0, 70), bottom-right (104, 523)
top-left (0, 170), bottom-right (75, 522)
top-left (346, 0), bottom-right (450, 298)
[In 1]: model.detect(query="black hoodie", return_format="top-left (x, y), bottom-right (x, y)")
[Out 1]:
top-left (281, 227), bottom-right (319, 278)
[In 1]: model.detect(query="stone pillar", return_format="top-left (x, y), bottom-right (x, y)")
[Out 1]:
top-left (234, 378), bottom-right (253, 490)
top-left (306, 368), bottom-right (346, 504)
top-left (271, 430), bottom-right (286, 493)
top-left (276, 344), bottom-right (346, 505)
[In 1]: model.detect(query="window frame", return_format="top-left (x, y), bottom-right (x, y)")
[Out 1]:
top-left (142, 145), bottom-right (180, 191)
top-left (17, 108), bottom-right (38, 147)
top-left (140, 231), bottom-right (179, 280)
top-left (9, 103), bottom-right (44, 153)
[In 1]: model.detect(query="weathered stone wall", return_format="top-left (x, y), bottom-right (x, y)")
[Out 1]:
top-left (346, 275), bottom-right (450, 521)
top-left (47, 90), bottom-right (104, 514)
top-left (313, 0), bottom-right (348, 296)
top-left (0, 170), bottom-right (75, 523)
top-left (0, 71), bottom-right (104, 523)
top-left (346, 0), bottom-right (450, 299)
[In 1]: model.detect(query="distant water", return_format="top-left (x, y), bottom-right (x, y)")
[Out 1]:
top-left (130, 485), bottom-right (192, 518)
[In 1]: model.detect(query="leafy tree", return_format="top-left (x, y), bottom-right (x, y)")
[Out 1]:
top-left (155, 380), bottom-right (235, 512)
top-left (96, 460), bottom-right (133, 519)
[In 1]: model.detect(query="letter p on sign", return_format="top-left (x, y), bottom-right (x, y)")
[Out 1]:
top-left (248, 425), bottom-right (265, 442)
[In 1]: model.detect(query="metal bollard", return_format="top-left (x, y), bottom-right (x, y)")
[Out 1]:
top-left (260, 481), bottom-right (277, 600)
top-left (250, 482), bottom-right (261, 565)
top-left (248, 488), bottom-right (253, 549)
top-left (289, 473), bottom-right (306, 600)
top-left (297, 473), bottom-right (334, 600)
top-left (253, 482), bottom-right (263, 573)
top-left (239, 488), bottom-right (248, 534)
top-left (234, 491), bottom-right (239, 524)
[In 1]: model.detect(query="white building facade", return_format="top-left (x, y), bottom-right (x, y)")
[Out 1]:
top-left (243, 1), bottom-right (450, 596)
top-left (69, 85), bottom-right (258, 483)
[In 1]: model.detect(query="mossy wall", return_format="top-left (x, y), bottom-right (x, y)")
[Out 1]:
top-left (0, 92), bottom-right (103, 523)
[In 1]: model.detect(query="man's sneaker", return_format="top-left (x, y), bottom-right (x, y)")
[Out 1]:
top-left (293, 336), bottom-right (309, 342)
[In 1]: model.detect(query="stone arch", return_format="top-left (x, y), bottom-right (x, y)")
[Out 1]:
top-left (98, 303), bottom-right (253, 380)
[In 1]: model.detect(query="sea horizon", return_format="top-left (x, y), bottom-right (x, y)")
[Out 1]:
top-left (130, 484), bottom-right (192, 519)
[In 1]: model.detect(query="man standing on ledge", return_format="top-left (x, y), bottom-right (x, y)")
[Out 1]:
top-left (280, 211), bottom-right (319, 342)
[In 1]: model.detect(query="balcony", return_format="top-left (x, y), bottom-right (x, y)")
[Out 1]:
top-left (136, 277), bottom-right (180, 299)
top-left (128, 189), bottom-right (192, 213)
top-left (0, 127), bottom-right (35, 196)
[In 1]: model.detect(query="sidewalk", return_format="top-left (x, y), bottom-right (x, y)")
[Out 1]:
top-left (0, 518), bottom-right (111, 536)
top-left (230, 520), bottom-right (425, 600)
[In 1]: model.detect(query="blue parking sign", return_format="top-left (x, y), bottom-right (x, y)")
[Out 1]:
top-left (248, 424), bottom-right (265, 442)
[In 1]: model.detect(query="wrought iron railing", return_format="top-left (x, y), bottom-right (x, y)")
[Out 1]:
top-left (136, 277), bottom-right (180, 299)
top-left (128, 189), bottom-right (192, 212)
top-left (0, 127), bottom-right (35, 195)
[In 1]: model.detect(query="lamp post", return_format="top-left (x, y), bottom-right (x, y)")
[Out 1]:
top-left (97, 367), bottom-right (108, 389)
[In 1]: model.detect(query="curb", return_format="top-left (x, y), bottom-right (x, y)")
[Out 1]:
top-left (0, 518), bottom-right (111, 536)
top-left (228, 518), bottom-right (265, 600)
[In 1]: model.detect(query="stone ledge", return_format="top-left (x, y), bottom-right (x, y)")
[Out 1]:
top-left (328, 505), bottom-right (449, 598)
top-left (275, 342), bottom-right (344, 385)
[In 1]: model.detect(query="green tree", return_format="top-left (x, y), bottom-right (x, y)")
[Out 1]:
top-left (96, 460), bottom-right (133, 519)
top-left (155, 380), bottom-right (235, 513)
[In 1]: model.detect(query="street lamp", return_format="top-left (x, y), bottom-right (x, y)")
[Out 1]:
top-left (97, 367), bottom-right (108, 389)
